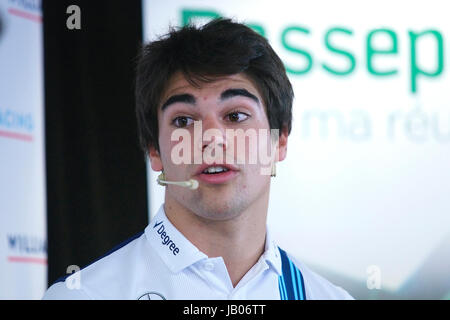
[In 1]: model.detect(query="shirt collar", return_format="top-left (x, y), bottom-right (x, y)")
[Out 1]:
top-left (146, 204), bottom-right (283, 276)
top-left (262, 226), bottom-right (283, 276)
top-left (145, 204), bottom-right (208, 274)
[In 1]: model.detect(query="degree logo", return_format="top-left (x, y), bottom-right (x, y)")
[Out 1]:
top-left (153, 221), bottom-right (180, 256)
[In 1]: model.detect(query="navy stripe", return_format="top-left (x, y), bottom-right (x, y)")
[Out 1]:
top-left (53, 231), bottom-right (144, 284)
top-left (279, 247), bottom-right (295, 300)
top-left (278, 247), bottom-right (306, 300)
top-left (296, 266), bottom-right (306, 300)
top-left (278, 278), bottom-right (284, 300)
top-left (288, 258), bottom-right (299, 299)
top-left (299, 269), bottom-right (306, 299)
top-left (281, 276), bottom-right (288, 299)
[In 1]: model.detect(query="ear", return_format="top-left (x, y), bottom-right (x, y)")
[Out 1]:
top-left (148, 145), bottom-right (163, 172)
top-left (276, 126), bottom-right (288, 162)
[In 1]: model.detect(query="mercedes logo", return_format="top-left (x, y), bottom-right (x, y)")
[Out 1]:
top-left (137, 292), bottom-right (166, 300)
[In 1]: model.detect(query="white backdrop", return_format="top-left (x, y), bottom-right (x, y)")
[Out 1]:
top-left (0, 0), bottom-right (46, 299)
top-left (143, 0), bottom-right (450, 299)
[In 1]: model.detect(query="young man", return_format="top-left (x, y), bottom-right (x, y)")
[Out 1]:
top-left (43, 18), bottom-right (353, 300)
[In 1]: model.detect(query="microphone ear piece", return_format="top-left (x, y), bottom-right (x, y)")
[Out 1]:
top-left (157, 171), bottom-right (166, 186)
top-left (271, 162), bottom-right (276, 177)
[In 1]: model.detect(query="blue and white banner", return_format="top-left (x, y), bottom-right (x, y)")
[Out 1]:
top-left (0, 0), bottom-right (46, 299)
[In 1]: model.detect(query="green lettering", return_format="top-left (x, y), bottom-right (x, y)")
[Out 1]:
top-left (181, 9), bottom-right (220, 26)
top-left (322, 27), bottom-right (355, 76)
top-left (367, 29), bottom-right (398, 76)
top-left (409, 29), bottom-right (444, 93)
top-left (281, 26), bottom-right (312, 75)
top-left (247, 23), bottom-right (266, 37)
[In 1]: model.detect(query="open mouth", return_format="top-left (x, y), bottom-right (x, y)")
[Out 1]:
top-left (196, 164), bottom-right (239, 184)
top-left (201, 166), bottom-right (230, 174)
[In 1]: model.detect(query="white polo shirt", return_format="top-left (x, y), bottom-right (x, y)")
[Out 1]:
top-left (43, 204), bottom-right (353, 300)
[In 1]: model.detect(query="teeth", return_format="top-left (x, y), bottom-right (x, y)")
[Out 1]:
top-left (203, 166), bottom-right (229, 174)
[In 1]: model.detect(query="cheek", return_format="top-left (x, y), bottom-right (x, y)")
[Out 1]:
top-left (233, 128), bottom-right (272, 166)
top-left (159, 140), bottom-right (177, 166)
top-left (158, 127), bottom-right (174, 166)
top-left (160, 128), bottom-right (196, 167)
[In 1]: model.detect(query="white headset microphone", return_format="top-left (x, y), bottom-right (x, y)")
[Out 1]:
top-left (157, 137), bottom-right (230, 190)
top-left (157, 172), bottom-right (199, 190)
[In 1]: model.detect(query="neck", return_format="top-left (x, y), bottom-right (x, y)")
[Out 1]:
top-left (164, 189), bottom-right (269, 288)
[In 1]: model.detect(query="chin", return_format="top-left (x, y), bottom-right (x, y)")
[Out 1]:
top-left (194, 200), bottom-right (246, 222)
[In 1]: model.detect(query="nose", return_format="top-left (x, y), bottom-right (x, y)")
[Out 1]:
top-left (202, 134), bottom-right (227, 155)
top-left (201, 115), bottom-right (227, 152)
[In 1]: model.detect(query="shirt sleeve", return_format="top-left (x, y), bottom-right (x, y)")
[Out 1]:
top-left (42, 281), bottom-right (93, 300)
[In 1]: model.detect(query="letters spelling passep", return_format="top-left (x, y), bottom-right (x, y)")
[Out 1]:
top-left (154, 221), bottom-right (180, 255)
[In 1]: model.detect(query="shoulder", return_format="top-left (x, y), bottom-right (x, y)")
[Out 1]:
top-left (287, 252), bottom-right (354, 300)
top-left (42, 231), bottom-right (150, 300)
top-left (42, 281), bottom-right (93, 300)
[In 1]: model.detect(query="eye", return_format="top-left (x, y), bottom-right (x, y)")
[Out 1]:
top-left (172, 116), bottom-right (194, 128)
top-left (226, 111), bottom-right (250, 123)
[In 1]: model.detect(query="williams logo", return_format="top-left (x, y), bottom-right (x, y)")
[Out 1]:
top-left (153, 220), bottom-right (180, 256)
top-left (7, 234), bottom-right (47, 264)
top-left (0, 108), bottom-right (34, 142)
top-left (7, 0), bottom-right (42, 24)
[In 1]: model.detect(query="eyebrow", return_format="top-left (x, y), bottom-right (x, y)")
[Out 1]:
top-left (161, 94), bottom-right (196, 111)
top-left (220, 88), bottom-right (260, 105)
top-left (160, 88), bottom-right (260, 111)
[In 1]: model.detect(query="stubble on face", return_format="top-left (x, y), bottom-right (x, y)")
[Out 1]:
top-left (170, 165), bottom-right (270, 222)
top-left (158, 73), bottom-right (273, 222)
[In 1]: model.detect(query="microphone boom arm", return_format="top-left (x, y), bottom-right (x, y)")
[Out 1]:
top-left (157, 172), bottom-right (199, 190)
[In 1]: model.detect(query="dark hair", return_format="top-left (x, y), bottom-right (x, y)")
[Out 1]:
top-left (135, 18), bottom-right (293, 156)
